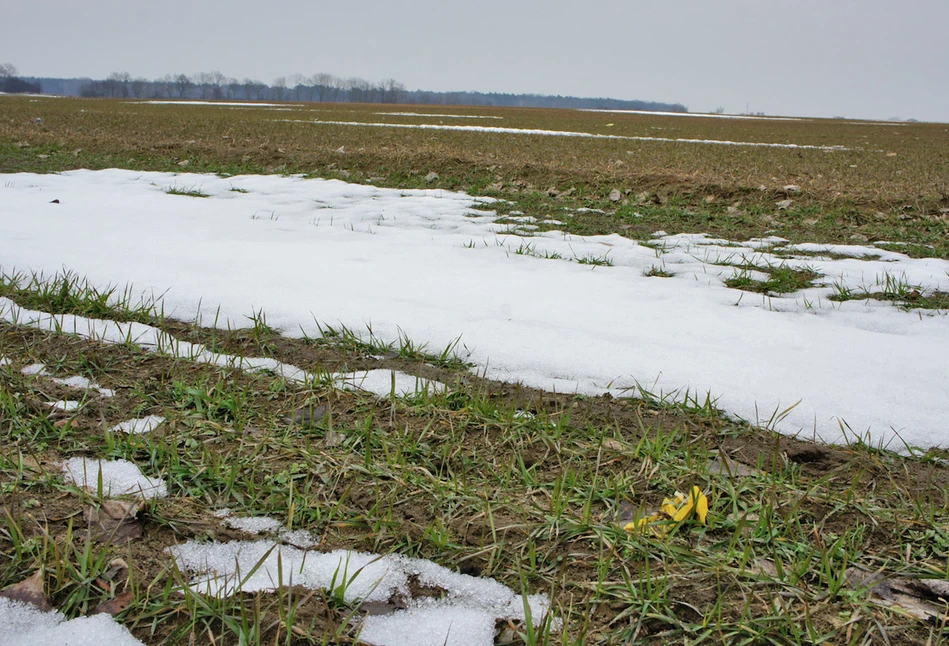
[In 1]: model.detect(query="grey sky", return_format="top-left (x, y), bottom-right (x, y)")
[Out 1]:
top-left (4, 1), bottom-right (947, 121)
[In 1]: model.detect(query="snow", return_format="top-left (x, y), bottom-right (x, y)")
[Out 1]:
top-left (18, 364), bottom-right (115, 396)
top-left (0, 299), bottom-right (442, 399)
top-left (1, 169), bottom-right (948, 449)
top-left (45, 400), bottom-right (81, 412)
top-left (0, 598), bottom-right (144, 646)
top-left (582, 108), bottom-right (806, 121)
top-left (286, 119), bottom-right (847, 150)
top-left (61, 457), bottom-right (168, 499)
top-left (139, 100), bottom-right (294, 108)
top-left (358, 603), bottom-right (496, 646)
top-left (223, 515), bottom-right (284, 535)
top-left (167, 540), bottom-right (551, 646)
top-left (333, 369), bottom-right (446, 398)
top-left (376, 112), bottom-right (504, 120)
top-left (110, 415), bottom-right (165, 434)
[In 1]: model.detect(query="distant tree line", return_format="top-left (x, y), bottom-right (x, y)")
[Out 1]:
top-left (0, 63), bottom-right (41, 94)
top-left (18, 69), bottom-right (686, 112)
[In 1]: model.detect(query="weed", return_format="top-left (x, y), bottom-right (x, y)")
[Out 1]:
top-left (166, 185), bottom-right (210, 198)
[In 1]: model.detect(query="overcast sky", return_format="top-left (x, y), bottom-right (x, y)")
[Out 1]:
top-left (3, 1), bottom-right (947, 121)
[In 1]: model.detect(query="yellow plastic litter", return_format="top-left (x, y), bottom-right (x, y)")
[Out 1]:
top-left (624, 486), bottom-right (709, 533)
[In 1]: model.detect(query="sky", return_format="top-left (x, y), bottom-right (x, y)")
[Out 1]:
top-left (2, 168), bottom-right (948, 451)
top-left (2, 1), bottom-right (948, 121)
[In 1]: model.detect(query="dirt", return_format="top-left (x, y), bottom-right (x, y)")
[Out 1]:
top-left (3, 316), bottom-right (949, 644)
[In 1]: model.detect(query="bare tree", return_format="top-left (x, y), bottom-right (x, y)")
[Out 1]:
top-left (288, 73), bottom-right (307, 101)
top-left (272, 76), bottom-right (287, 101)
top-left (347, 77), bottom-right (372, 102)
top-left (194, 72), bottom-right (212, 99)
top-left (382, 78), bottom-right (405, 104)
top-left (104, 71), bottom-right (131, 98)
top-left (154, 74), bottom-right (174, 98)
top-left (311, 72), bottom-right (335, 102)
top-left (130, 77), bottom-right (148, 98)
top-left (174, 74), bottom-right (191, 98)
top-left (0, 62), bottom-right (17, 79)
top-left (242, 78), bottom-right (266, 101)
top-left (208, 70), bottom-right (226, 99)
top-left (226, 77), bottom-right (241, 100)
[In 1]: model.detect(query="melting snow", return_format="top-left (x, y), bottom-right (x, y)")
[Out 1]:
top-left (376, 112), bottom-right (504, 120)
top-left (0, 299), bottom-right (442, 399)
top-left (216, 511), bottom-right (320, 548)
top-left (581, 108), bottom-right (806, 121)
top-left (110, 415), bottom-right (165, 435)
top-left (51, 374), bottom-right (115, 397)
top-left (332, 370), bottom-right (446, 398)
top-left (167, 540), bottom-right (551, 646)
top-left (140, 100), bottom-right (293, 108)
top-left (284, 119), bottom-right (847, 150)
top-left (0, 598), bottom-right (144, 646)
top-left (45, 400), bottom-right (81, 412)
top-left (2, 170), bottom-right (948, 448)
top-left (61, 457), bottom-right (168, 499)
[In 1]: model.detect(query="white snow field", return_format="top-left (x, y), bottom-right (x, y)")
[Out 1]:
top-left (284, 119), bottom-right (848, 150)
top-left (2, 169), bottom-right (948, 450)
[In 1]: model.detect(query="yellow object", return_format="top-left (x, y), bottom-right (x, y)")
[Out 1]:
top-left (623, 486), bottom-right (709, 533)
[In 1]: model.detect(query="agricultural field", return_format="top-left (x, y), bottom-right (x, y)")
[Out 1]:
top-left (2, 95), bottom-right (949, 645)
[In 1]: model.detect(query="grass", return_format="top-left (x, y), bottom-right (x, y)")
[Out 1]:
top-left (723, 262), bottom-right (822, 295)
top-left (830, 271), bottom-right (949, 310)
top-left (2, 274), bottom-right (949, 644)
top-left (166, 185), bottom-right (209, 198)
top-left (2, 96), bottom-right (949, 643)
top-left (644, 265), bottom-right (674, 278)
top-left (2, 95), bottom-right (948, 259)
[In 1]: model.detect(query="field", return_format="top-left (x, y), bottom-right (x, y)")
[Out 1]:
top-left (2, 95), bottom-right (949, 645)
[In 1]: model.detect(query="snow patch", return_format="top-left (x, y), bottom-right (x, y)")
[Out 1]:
top-left (0, 597), bottom-right (144, 646)
top-left (110, 415), bottom-right (165, 435)
top-left (167, 540), bottom-right (553, 646)
top-left (61, 457), bottom-right (168, 499)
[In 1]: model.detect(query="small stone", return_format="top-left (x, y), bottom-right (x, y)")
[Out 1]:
top-left (49, 199), bottom-right (59, 204)
top-left (775, 199), bottom-right (793, 210)
top-left (36, 154), bottom-right (49, 159)
top-left (336, 145), bottom-right (346, 153)
top-left (285, 405), bottom-right (327, 427)
top-left (424, 171), bottom-right (439, 183)
top-left (608, 189), bottom-right (622, 202)
top-left (635, 191), bottom-right (651, 204)
top-left (177, 159), bottom-right (190, 167)
top-left (849, 233), bottom-right (869, 242)
top-left (704, 195), bottom-right (717, 203)
top-left (546, 187), bottom-right (560, 197)
top-left (324, 430), bottom-right (346, 448)
top-left (783, 184), bottom-right (801, 193)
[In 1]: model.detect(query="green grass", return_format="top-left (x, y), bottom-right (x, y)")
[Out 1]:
top-left (830, 271), bottom-right (949, 310)
top-left (2, 273), bottom-right (949, 644)
top-left (723, 263), bottom-right (822, 295)
top-left (165, 185), bottom-right (209, 198)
